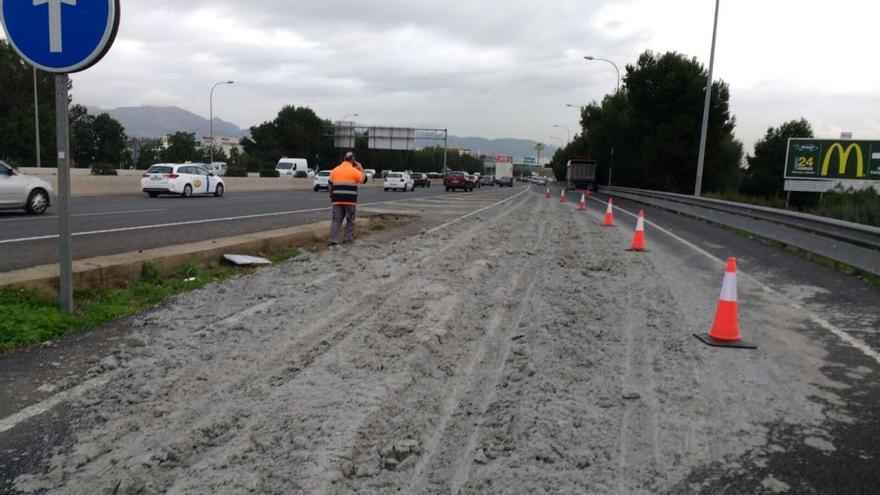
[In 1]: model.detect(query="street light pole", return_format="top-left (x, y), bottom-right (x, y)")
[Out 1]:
top-left (209, 80), bottom-right (234, 164)
top-left (33, 66), bottom-right (41, 167)
top-left (584, 56), bottom-right (621, 187)
top-left (695, 0), bottom-right (721, 197)
top-left (553, 124), bottom-right (571, 144)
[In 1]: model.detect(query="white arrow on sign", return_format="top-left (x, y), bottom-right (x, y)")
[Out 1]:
top-left (33, 0), bottom-right (77, 53)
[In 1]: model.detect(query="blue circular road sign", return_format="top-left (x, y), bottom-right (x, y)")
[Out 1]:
top-left (0, 0), bottom-right (120, 73)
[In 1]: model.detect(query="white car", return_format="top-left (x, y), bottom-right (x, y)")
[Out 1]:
top-left (0, 160), bottom-right (54, 214)
top-left (276, 158), bottom-right (315, 178)
top-left (313, 170), bottom-right (331, 191)
top-left (141, 163), bottom-right (225, 198)
top-left (384, 172), bottom-right (414, 192)
top-left (208, 162), bottom-right (227, 176)
top-left (364, 168), bottom-right (377, 180)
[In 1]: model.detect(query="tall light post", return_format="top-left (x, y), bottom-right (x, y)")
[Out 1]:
top-left (33, 66), bottom-right (41, 167)
top-left (341, 113), bottom-right (359, 123)
top-left (553, 124), bottom-right (571, 144)
top-left (695, 0), bottom-right (721, 198)
top-left (209, 80), bottom-right (234, 164)
top-left (584, 55), bottom-right (621, 187)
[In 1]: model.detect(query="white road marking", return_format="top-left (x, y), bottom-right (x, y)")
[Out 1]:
top-left (0, 375), bottom-right (111, 434)
top-left (584, 193), bottom-right (880, 366)
top-left (0, 208), bottom-right (167, 224)
top-left (0, 195), bottom-right (444, 245)
top-left (425, 188), bottom-right (529, 235)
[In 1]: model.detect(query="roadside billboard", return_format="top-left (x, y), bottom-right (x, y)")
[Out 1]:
top-left (785, 138), bottom-right (880, 181)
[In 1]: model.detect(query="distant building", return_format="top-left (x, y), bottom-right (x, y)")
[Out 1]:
top-left (448, 147), bottom-right (473, 157)
top-left (199, 135), bottom-right (241, 156)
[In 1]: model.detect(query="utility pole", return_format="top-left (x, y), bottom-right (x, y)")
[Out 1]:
top-left (443, 130), bottom-right (448, 173)
top-left (695, 0), bottom-right (721, 197)
top-left (33, 66), bottom-right (42, 167)
top-left (209, 80), bottom-right (234, 164)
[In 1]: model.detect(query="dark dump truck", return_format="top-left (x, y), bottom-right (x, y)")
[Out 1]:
top-left (566, 158), bottom-right (598, 190)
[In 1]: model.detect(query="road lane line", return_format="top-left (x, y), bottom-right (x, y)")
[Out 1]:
top-left (0, 208), bottom-right (167, 224)
top-left (584, 193), bottom-right (880, 366)
top-left (0, 375), bottom-right (111, 434)
top-left (0, 191), bottom-right (515, 245)
top-left (425, 188), bottom-right (529, 235)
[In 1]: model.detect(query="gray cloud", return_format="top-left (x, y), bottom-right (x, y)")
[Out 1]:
top-left (3, 0), bottom-right (878, 151)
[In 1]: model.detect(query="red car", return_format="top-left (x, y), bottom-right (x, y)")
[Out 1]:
top-left (411, 173), bottom-right (431, 188)
top-left (444, 171), bottom-right (472, 192)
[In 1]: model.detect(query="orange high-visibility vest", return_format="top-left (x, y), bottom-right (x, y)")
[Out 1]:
top-left (329, 161), bottom-right (365, 206)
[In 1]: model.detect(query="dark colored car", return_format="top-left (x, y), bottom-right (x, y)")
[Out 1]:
top-left (411, 173), bottom-right (431, 188)
top-left (498, 176), bottom-right (514, 187)
top-left (481, 175), bottom-right (495, 186)
top-left (444, 171), bottom-right (472, 192)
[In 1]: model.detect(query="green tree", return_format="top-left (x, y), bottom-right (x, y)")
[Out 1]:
top-left (69, 107), bottom-right (127, 167)
top-left (137, 147), bottom-right (162, 169)
top-left (0, 40), bottom-right (56, 165)
top-left (92, 113), bottom-right (127, 165)
top-left (562, 51), bottom-right (743, 193)
top-left (740, 119), bottom-right (813, 197)
top-left (242, 105), bottom-right (328, 171)
top-left (161, 132), bottom-right (202, 163)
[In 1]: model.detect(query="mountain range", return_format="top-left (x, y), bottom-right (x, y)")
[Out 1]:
top-left (89, 105), bottom-right (556, 159)
top-left (87, 105), bottom-right (247, 139)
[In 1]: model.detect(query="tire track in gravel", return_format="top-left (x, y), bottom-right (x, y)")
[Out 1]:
top-left (409, 198), bottom-right (552, 494)
top-left (321, 193), bottom-right (550, 494)
top-left (11, 192), bottom-right (531, 494)
top-left (156, 195), bottom-right (535, 492)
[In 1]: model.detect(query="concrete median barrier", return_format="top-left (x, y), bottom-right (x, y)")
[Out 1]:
top-left (17, 168), bottom-right (386, 197)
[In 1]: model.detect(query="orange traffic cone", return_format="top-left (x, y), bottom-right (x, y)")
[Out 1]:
top-left (602, 198), bottom-right (614, 227)
top-left (560, 189), bottom-right (566, 203)
top-left (545, 188), bottom-right (550, 199)
top-left (694, 258), bottom-right (756, 349)
top-left (578, 193), bottom-right (587, 211)
top-left (627, 210), bottom-right (647, 251)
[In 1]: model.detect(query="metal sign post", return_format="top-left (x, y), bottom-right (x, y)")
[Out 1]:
top-left (2, 0), bottom-right (120, 313)
top-left (55, 74), bottom-right (72, 312)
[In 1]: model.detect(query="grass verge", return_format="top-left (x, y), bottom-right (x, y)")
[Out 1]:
top-left (0, 214), bottom-right (414, 355)
top-left (0, 260), bottom-right (246, 354)
top-left (714, 224), bottom-right (880, 288)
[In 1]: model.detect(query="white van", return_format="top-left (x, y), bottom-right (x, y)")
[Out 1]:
top-left (275, 158), bottom-right (314, 178)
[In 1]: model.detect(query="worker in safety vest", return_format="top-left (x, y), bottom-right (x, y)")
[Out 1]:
top-left (327, 151), bottom-right (367, 246)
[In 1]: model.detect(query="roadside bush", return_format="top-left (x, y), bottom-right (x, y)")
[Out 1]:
top-left (225, 167), bottom-right (248, 177)
top-left (90, 163), bottom-right (118, 176)
top-left (259, 169), bottom-right (280, 178)
top-left (294, 170), bottom-right (308, 178)
top-left (809, 187), bottom-right (879, 227)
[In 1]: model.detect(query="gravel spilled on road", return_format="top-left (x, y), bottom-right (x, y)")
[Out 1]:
top-left (14, 191), bottom-right (845, 494)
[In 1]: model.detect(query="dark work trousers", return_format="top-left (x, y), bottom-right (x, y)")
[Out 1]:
top-left (329, 205), bottom-right (357, 245)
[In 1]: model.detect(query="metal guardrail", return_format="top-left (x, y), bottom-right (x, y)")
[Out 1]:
top-left (601, 186), bottom-right (880, 275)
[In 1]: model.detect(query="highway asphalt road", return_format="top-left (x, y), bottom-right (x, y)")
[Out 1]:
top-left (561, 186), bottom-right (880, 493)
top-left (2, 185), bottom-right (879, 493)
top-left (0, 185), bottom-right (473, 273)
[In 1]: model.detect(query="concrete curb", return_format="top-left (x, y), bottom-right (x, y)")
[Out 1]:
top-left (0, 219), bottom-right (360, 295)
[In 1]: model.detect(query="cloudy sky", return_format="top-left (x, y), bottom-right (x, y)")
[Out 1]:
top-left (5, 0), bottom-right (880, 152)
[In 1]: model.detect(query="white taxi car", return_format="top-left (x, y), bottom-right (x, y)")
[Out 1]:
top-left (383, 172), bottom-right (414, 192)
top-left (141, 163), bottom-right (225, 198)
top-left (313, 170), bottom-right (331, 191)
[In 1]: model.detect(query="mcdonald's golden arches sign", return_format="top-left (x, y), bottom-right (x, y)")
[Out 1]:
top-left (785, 138), bottom-right (880, 181)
